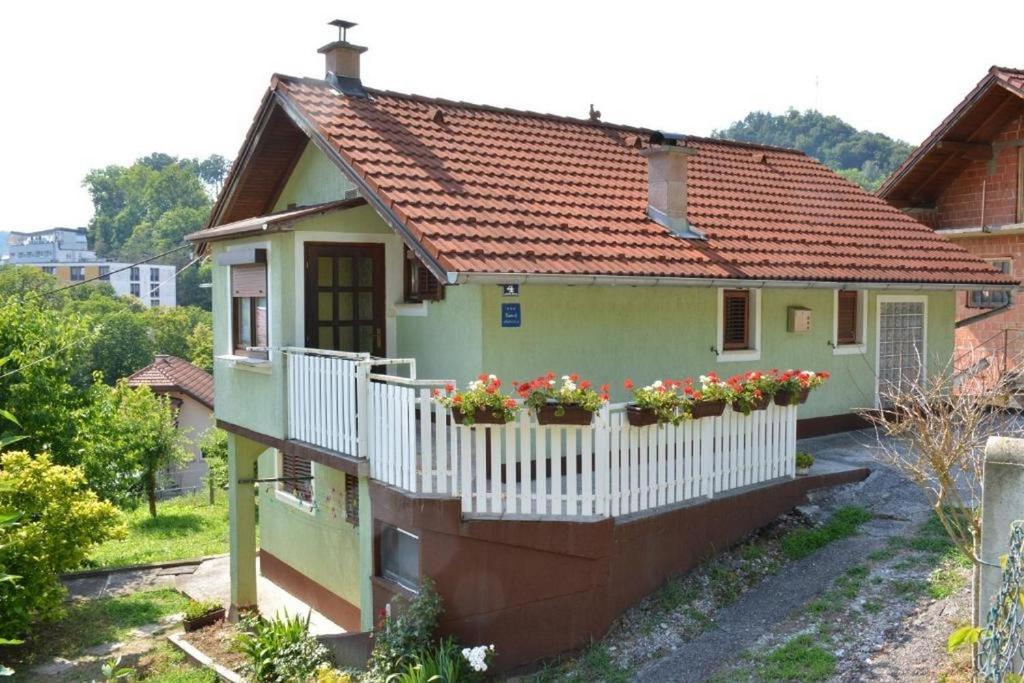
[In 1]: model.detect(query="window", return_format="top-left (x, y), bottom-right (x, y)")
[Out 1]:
top-left (722, 290), bottom-right (749, 350)
top-left (403, 247), bottom-right (444, 302)
top-left (130, 266), bottom-right (140, 281)
top-left (345, 473), bottom-right (359, 526)
top-left (130, 283), bottom-right (141, 297)
top-left (150, 267), bottom-right (160, 282)
top-left (380, 525), bottom-right (420, 591)
top-left (98, 265), bottom-right (110, 281)
top-left (279, 452), bottom-right (313, 504)
top-left (968, 259), bottom-right (1012, 308)
top-left (717, 288), bottom-right (761, 362)
top-left (41, 266), bottom-right (55, 275)
top-left (150, 298), bottom-right (160, 308)
top-left (231, 252), bottom-right (269, 359)
top-left (150, 284), bottom-right (161, 297)
top-left (69, 266), bottom-right (84, 281)
top-left (833, 290), bottom-right (866, 354)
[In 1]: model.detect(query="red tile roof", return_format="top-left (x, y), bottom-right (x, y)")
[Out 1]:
top-left (127, 356), bottom-right (214, 409)
top-left (201, 74), bottom-right (1015, 288)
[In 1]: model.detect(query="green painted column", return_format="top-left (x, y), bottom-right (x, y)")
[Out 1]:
top-left (358, 473), bottom-right (374, 631)
top-left (228, 433), bottom-right (261, 619)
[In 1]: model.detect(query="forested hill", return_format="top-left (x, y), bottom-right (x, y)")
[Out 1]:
top-left (713, 109), bottom-right (914, 192)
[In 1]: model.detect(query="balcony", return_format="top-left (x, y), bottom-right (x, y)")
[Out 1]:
top-left (283, 347), bottom-right (799, 519)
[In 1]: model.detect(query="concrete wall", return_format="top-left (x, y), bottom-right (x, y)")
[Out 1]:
top-left (979, 436), bottom-right (1024, 625)
top-left (162, 391), bottom-right (214, 492)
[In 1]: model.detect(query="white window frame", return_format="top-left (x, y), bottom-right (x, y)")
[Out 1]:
top-left (716, 287), bottom-right (761, 363)
top-left (967, 258), bottom-right (1012, 309)
top-left (274, 450), bottom-right (315, 514)
top-left (219, 241), bottom-right (273, 369)
top-left (832, 289), bottom-right (867, 356)
top-left (874, 294), bottom-right (929, 409)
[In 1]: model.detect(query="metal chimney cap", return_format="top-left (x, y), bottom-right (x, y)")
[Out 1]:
top-left (328, 19), bottom-right (357, 42)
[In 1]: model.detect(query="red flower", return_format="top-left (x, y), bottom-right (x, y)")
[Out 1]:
top-left (492, 378), bottom-right (502, 389)
top-left (453, 395), bottom-right (463, 404)
top-left (444, 383), bottom-right (455, 393)
top-left (478, 373), bottom-right (488, 382)
top-left (600, 383), bottom-right (610, 394)
top-left (432, 388), bottom-right (441, 398)
top-left (624, 378), bottom-right (634, 390)
top-left (693, 391), bottom-right (703, 400)
top-left (505, 398), bottom-right (517, 409)
top-left (600, 393), bottom-right (610, 402)
top-left (819, 371), bottom-right (831, 380)
top-left (570, 373), bottom-right (579, 382)
top-left (486, 386), bottom-right (497, 394)
top-left (580, 380), bottom-right (591, 390)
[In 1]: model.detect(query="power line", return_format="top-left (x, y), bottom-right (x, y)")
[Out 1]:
top-left (39, 243), bottom-right (193, 299)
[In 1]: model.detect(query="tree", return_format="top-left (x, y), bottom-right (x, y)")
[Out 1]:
top-left (145, 306), bottom-right (212, 359)
top-left (187, 319), bottom-right (215, 371)
top-left (714, 109), bottom-right (913, 191)
top-left (0, 450), bottom-right (123, 640)
top-left (200, 427), bottom-right (228, 503)
top-left (75, 380), bottom-right (188, 515)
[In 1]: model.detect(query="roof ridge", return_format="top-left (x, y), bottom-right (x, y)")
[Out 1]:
top-left (272, 74), bottom-right (810, 157)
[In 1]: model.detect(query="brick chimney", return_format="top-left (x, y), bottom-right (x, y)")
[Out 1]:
top-left (319, 20), bottom-right (368, 96)
top-left (640, 132), bottom-right (704, 239)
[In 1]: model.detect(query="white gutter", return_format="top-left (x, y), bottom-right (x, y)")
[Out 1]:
top-left (939, 222), bottom-right (1024, 238)
top-left (448, 271), bottom-right (1018, 292)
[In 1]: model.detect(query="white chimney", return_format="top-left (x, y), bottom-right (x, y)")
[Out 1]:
top-left (319, 20), bottom-right (368, 95)
top-left (640, 133), bottom-right (703, 239)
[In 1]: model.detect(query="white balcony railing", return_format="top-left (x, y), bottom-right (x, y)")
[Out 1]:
top-left (284, 349), bottom-right (798, 519)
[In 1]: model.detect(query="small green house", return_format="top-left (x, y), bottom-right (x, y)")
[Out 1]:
top-left (188, 24), bottom-right (1014, 669)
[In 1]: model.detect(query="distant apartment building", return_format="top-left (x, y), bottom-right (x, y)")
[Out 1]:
top-left (6, 229), bottom-right (177, 307)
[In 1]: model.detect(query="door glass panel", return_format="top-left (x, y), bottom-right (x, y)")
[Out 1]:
top-left (357, 257), bottom-right (373, 287)
top-left (338, 257), bottom-right (354, 287)
top-left (338, 326), bottom-right (354, 350)
top-left (358, 326), bottom-right (373, 352)
top-left (338, 293), bottom-right (354, 320)
top-left (318, 326), bottom-right (334, 349)
top-left (318, 292), bottom-right (334, 319)
top-left (317, 257), bottom-right (333, 286)
top-left (358, 292), bottom-right (374, 321)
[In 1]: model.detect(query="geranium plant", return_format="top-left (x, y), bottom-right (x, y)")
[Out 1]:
top-left (681, 373), bottom-right (734, 419)
top-left (771, 369), bottom-right (830, 405)
top-left (516, 372), bottom-right (606, 414)
top-left (625, 378), bottom-right (686, 425)
top-left (728, 371), bottom-right (775, 415)
top-left (433, 374), bottom-right (520, 425)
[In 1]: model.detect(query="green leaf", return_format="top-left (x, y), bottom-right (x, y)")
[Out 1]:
top-left (947, 625), bottom-right (982, 653)
top-left (0, 510), bottom-right (21, 526)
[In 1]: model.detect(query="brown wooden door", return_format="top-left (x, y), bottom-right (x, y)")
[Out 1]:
top-left (305, 243), bottom-right (386, 356)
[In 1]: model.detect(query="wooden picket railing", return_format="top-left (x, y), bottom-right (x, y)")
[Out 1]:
top-left (284, 349), bottom-right (798, 519)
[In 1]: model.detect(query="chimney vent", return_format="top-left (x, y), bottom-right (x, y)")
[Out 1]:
top-left (641, 132), bottom-right (703, 239)
top-left (319, 19), bottom-right (368, 97)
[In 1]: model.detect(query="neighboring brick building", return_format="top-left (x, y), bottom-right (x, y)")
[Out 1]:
top-left (879, 66), bottom-right (1024, 375)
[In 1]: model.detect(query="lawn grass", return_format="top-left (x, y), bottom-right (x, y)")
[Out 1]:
top-left (11, 588), bottom-right (190, 668)
top-left (780, 506), bottom-right (872, 560)
top-left (87, 491), bottom-right (235, 569)
top-left (758, 634), bottom-right (836, 682)
top-left (138, 641), bottom-right (218, 682)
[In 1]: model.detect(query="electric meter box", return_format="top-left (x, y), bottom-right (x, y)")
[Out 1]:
top-left (787, 306), bottom-right (812, 333)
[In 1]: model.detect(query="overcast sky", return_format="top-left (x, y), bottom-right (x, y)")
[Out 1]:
top-left (1, 0), bottom-right (1022, 231)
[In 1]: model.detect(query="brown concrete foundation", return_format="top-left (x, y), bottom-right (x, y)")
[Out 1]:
top-left (260, 550), bottom-right (362, 632)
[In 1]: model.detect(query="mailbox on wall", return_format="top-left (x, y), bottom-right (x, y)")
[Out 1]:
top-left (787, 306), bottom-right (812, 333)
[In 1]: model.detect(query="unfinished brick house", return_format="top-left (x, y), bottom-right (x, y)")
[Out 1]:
top-left (879, 66), bottom-right (1024, 376)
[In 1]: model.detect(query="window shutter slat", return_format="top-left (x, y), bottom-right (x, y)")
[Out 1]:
top-left (722, 290), bottom-right (749, 350)
top-left (837, 291), bottom-right (858, 344)
top-left (345, 473), bottom-right (359, 526)
top-left (281, 452), bottom-right (312, 502)
top-left (232, 263), bottom-right (267, 297)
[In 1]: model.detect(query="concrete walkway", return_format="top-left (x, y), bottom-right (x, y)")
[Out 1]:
top-left (64, 554), bottom-right (344, 636)
top-left (636, 429), bottom-right (932, 682)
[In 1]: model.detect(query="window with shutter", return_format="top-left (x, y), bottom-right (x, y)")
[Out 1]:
top-left (231, 250), bottom-right (269, 358)
top-left (722, 290), bottom-right (750, 350)
top-left (403, 247), bottom-right (444, 302)
top-left (279, 452), bottom-right (313, 503)
top-left (836, 291), bottom-right (859, 344)
top-left (345, 473), bottom-right (359, 526)
top-left (968, 259), bottom-right (1012, 309)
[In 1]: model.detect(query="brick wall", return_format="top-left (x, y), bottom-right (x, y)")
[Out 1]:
top-left (936, 114), bottom-right (1024, 230)
top-left (954, 233), bottom-right (1024, 373)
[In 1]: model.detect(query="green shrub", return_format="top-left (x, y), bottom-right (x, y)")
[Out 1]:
top-left (365, 579), bottom-right (443, 682)
top-left (0, 451), bottom-right (124, 639)
top-left (235, 610), bottom-right (332, 682)
top-left (183, 599), bottom-right (222, 621)
top-left (387, 638), bottom-right (479, 683)
top-left (795, 451), bottom-right (815, 469)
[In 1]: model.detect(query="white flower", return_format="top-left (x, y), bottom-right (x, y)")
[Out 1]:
top-left (699, 374), bottom-right (709, 384)
top-left (548, 379), bottom-right (556, 385)
top-left (652, 380), bottom-right (663, 389)
top-left (565, 382), bottom-right (577, 392)
top-left (461, 644), bottom-right (493, 673)
top-left (488, 374), bottom-right (497, 381)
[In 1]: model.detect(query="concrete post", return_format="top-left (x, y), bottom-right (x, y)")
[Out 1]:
top-left (978, 436), bottom-right (1024, 625)
top-left (358, 471), bottom-right (375, 632)
top-left (228, 433), bottom-right (261, 619)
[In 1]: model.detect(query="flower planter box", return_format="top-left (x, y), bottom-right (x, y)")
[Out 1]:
top-left (774, 388), bottom-right (810, 406)
top-left (626, 404), bottom-right (660, 427)
top-left (536, 402), bottom-right (594, 426)
top-left (452, 408), bottom-right (509, 425)
top-left (732, 394), bottom-right (771, 415)
top-left (183, 607), bottom-right (225, 633)
top-left (796, 466), bottom-right (811, 476)
top-left (690, 399), bottom-right (727, 419)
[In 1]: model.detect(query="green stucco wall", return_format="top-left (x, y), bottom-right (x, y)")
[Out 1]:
top-left (256, 449), bottom-right (363, 611)
top-left (396, 286), bottom-right (484, 382)
top-left (273, 141), bottom-right (355, 210)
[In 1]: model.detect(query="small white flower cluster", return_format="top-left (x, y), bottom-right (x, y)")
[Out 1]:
top-left (560, 375), bottom-right (577, 392)
top-left (698, 374), bottom-right (724, 388)
top-left (461, 644), bottom-right (495, 672)
top-left (467, 374), bottom-right (499, 391)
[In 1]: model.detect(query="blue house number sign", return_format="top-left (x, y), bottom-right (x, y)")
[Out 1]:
top-left (501, 303), bottom-right (521, 328)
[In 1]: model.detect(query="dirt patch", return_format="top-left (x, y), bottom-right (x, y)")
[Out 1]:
top-left (180, 620), bottom-right (247, 674)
